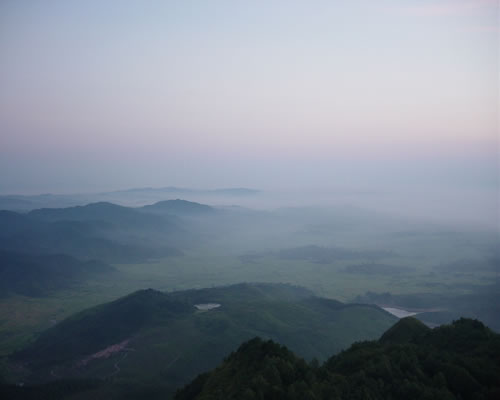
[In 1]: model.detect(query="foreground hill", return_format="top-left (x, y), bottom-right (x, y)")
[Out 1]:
top-left (176, 318), bottom-right (500, 400)
top-left (9, 283), bottom-right (396, 398)
top-left (0, 251), bottom-right (114, 297)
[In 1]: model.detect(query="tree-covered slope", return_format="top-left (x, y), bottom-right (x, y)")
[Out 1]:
top-left (140, 199), bottom-right (215, 216)
top-left (0, 251), bottom-right (115, 297)
top-left (176, 318), bottom-right (500, 400)
top-left (28, 202), bottom-right (172, 230)
top-left (14, 289), bottom-right (192, 368)
top-left (379, 314), bottom-right (430, 344)
top-left (0, 203), bottom-right (185, 263)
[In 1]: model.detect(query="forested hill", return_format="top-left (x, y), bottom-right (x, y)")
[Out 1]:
top-left (4, 283), bottom-right (395, 399)
top-left (141, 199), bottom-right (215, 215)
top-left (176, 318), bottom-right (500, 400)
top-left (0, 202), bottom-right (188, 264)
top-left (0, 251), bottom-right (114, 297)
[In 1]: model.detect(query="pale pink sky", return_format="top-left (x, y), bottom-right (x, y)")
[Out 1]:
top-left (0, 0), bottom-right (498, 194)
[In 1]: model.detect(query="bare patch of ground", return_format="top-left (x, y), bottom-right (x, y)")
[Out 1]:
top-left (77, 339), bottom-right (131, 368)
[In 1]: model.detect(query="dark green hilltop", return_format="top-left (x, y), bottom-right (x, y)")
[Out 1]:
top-left (175, 318), bottom-right (500, 400)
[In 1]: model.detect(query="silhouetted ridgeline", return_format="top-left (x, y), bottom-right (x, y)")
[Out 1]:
top-left (141, 199), bottom-right (216, 216)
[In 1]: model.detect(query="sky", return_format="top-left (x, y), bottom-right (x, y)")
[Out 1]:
top-left (0, 0), bottom-right (498, 198)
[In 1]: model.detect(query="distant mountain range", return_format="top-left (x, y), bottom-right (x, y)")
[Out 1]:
top-left (0, 187), bottom-right (260, 212)
top-left (0, 202), bottom-right (186, 264)
top-left (28, 202), bottom-right (171, 229)
top-left (0, 199), bottom-right (221, 266)
top-left (112, 187), bottom-right (260, 196)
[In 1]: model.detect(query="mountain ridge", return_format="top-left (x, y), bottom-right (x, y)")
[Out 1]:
top-left (141, 199), bottom-right (215, 215)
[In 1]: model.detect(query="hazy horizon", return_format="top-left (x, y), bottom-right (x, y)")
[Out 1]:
top-left (0, 0), bottom-right (498, 227)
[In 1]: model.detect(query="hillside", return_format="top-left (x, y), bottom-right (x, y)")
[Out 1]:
top-left (176, 318), bottom-right (500, 400)
top-left (0, 211), bottom-right (46, 237)
top-left (0, 203), bottom-right (186, 263)
top-left (28, 202), bottom-right (175, 231)
top-left (14, 289), bottom-right (192, 367)
top-left (0, 251), bottom-right (114, 297)
top-left (140, 199), bottom-right (215, 216)
top-left (379, 315), bottom-right (430, 344)
top-left (9, 283), bottom-right (396, 398)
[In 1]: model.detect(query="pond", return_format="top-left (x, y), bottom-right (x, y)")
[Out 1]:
top-left (194, 303), bottom-right (221, 311)
top-left (382, 307), bottom-right (419, 318)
